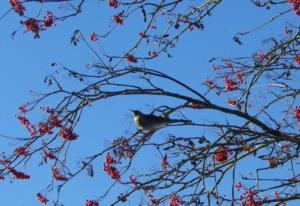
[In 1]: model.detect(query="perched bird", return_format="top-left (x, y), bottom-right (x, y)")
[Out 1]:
top-left (131, 110), bottom-right (191, 131)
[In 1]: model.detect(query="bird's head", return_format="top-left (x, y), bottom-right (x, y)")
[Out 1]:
top-left (130, 110), bottom-right (143, 118)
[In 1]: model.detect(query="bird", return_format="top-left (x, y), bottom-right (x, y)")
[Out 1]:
top-left (131, 110), bottom-right (191, 131)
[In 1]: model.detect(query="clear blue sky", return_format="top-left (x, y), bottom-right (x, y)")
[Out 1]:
top-left (0, 1), bottom-right (298, 205)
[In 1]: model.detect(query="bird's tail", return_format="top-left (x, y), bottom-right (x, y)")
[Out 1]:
top-left (168, 119), bottom-right (192, 124)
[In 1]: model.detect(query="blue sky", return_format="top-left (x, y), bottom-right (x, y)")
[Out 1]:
top-left (0, 1), bottom-right (299, 205)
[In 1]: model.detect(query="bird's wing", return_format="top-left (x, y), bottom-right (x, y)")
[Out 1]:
top-left (142, 114), bottom-right (169, 124)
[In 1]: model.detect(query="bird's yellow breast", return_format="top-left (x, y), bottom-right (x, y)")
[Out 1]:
top-left (133, 115), bottom-right (143, 129)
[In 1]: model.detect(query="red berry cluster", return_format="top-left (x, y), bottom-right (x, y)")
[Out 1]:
top-left (235, 182), bottom-right (242, 191)
top-left (22, 18), bottom-right (40, 38)
top-left (240, 188), bottom-right (263, 206)
top-left (108, 0), bottom-right (119, 8)
top-left (125, 54), bottom-right (138, 63)
top-left (113, 13), bottom-right (123, 25)
top-left (213, 146), bottom-right (229, 162)
top-left (8, 167), bottom-right (30, 179)
top-left (44, 11), bottom-right (54, 28)
top-left (9, 0), bottom-right (25, 16)
top-left (16, 115), bottom-right (36, 136)
top-left (267, 157), bottom-right (279, 167)
top-left (58, 127), bottom-right (78, 141)
top-left (85, 199), bottom-right (99, 206)
top-left (43, 149), bottom-right (56, 160)
top-left (18, 102), bottom-right (29, 113)
top-left (112, 136), bottom-right (134, 158)
top-left (39, 114), bottom-right (61, 135)
top-left (255, 50), bottom-right (270, 62)
top-left (89, 32), bottom-right (99, 41)
top-left (169, 194), bottom-right (182, 206)
top-left (17, 105), bottom-right (79, 142)
top-left (294, 106), bottom-right (300, 120)
top-left (149, 51), bottom-right (157, 57)
top-left (145, 189), bottom-right (159, 205)
top-left (20, 13), bottom-right (55, 38)
top-left (294, 54), bottom-right (300, 65)
top-left (161, 154), bottom-right (168, 169)
top-left (227, 98), bottom-right (237, 106)
top-left (129, 174), bottom-right (138, 187)
top-left (14, 146), bottom-right (29, 156)
top-left (36, 193), bottom-right (49, 204)
top-left (207, 59), bottom-right (245, 94)
top-left (224, 76), bottom-right (238, 91)
top-left (288, 0), bottom-right (300, 15)
top-left (190, 101), bottom-right (201, 109)
top-left (51, 166), bottom-right (67, 181)
top-left (103, 152), bottom-right (120, 180)
top-left (204, 79), bottom-right (217, 88)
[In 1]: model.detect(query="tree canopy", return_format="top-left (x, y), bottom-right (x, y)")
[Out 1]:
top-left (1, 0), bottom-right (300, 206)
